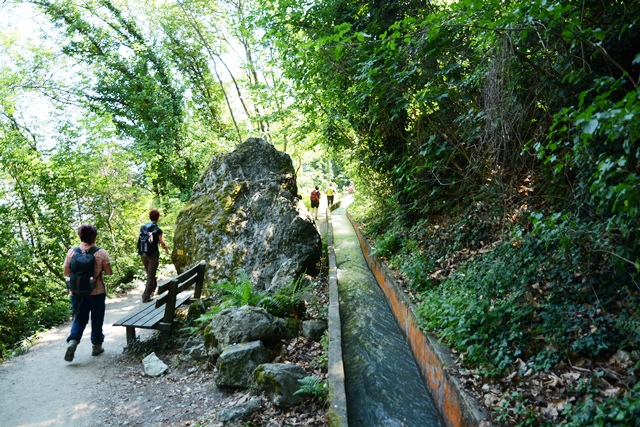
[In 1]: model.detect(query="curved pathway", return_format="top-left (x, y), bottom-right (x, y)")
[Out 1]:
top-left (0, 283), bottom-right (156, 427)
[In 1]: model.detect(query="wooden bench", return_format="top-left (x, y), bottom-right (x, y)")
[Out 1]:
top-left (114, 260), bottom-right (206, 345)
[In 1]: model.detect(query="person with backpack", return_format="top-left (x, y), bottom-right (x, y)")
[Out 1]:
top-left (138, 209), bottom-right (170, 303)
top-left (326, 183), bottom-right (335, 206)
top-left (310, 186), bottom-right (321, 219)
top-left (63, 224), bottom-right (112, 362)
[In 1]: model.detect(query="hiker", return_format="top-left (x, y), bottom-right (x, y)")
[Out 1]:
top-left (326, 184), bottom-right (335, 206)
top-left (63, 224), bottom-right (112, 362)
top-left (310, 186), bottom-right (321, 219)
top-left (139, 209), bottom-right (170, 303)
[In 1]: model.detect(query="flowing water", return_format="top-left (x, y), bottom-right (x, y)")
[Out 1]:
top-left (332, 209), bottom-right (444, 427)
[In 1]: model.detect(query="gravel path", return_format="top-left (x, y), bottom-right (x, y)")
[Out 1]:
top-left (0, 283), bottom-right (160, 427)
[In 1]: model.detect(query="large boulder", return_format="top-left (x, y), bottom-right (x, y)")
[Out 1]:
top-left (251, 363), bottom-right (309, 407)
top-left (172, 138), bottom-right (322, 291)
top-left (204, 305), bottom-right (292, 353)
top-left (214, 341), bottom-right (270, 388)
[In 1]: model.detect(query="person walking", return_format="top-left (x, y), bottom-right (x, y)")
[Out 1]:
top-left (326, 184), bottom-right (335, 206)
top-left (63, 224), bottom-right (112, 362)
top-left (310, 186), bottom-right (321, 219)
top-left (138, 209), bottom-right (170, 303)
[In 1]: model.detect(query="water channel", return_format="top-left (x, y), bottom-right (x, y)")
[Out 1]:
top-left (332, 207), bottom-right (444, 426)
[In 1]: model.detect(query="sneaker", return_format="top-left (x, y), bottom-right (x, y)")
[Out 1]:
top-left (64, 340), bottom-right (78, 362)
top-left (92, 345), bottom-right (104, 356)
top-left (142, 296), bottom-right (151, 303)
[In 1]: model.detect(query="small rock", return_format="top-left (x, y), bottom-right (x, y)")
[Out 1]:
top-left (302, 319), bottom-right (327, 341)
top-left (143, 352), bottom-right (169, 377)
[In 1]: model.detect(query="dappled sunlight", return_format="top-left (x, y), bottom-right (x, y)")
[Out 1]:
top-left (38, 326), bottom-right (68, 343)
top-left (70, 402), bottom-right (98, 418)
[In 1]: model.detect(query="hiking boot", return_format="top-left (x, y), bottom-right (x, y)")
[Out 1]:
top-left (92, 345), bottom-right (104, 356)
top-left (64, 340), bottom-right (78, 362)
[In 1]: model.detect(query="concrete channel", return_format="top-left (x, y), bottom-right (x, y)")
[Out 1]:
top-left (325, 197), bottom-right (487, 427)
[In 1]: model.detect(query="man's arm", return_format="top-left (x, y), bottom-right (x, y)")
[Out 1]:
top-left (63, 252), bottom-right (71, 277)
top-left (103, 262), bottom-right (113, 276)
top-left (159, 234), bottom-right (170, 254)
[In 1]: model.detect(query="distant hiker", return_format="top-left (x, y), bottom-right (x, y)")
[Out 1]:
top-left (310, 186), bottom-right (321, 219)
top-left (63, 224), bottom-right (112, 362)
top-left (347, 183), bottom-right (355, 195)
top-left (326, 184), bottom-right (335, 206)
top-left (138, 209), bottom-right (170, 303)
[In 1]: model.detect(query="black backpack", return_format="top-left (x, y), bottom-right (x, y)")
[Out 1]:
top-left (68, 246), bottom-right (100, 297)
top-left (137, 223), bottom-right (159, 255)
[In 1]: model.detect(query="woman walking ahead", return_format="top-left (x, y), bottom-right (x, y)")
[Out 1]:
top-left (63, 224), bottom-right (112, 362)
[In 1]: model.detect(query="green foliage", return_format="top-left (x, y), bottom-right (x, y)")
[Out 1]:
top-left (416, 212), bottom-right (640, 376)
top-left (295, 376), bottom-right (328, 402)
top-left (0, 29), bottom-right (168, 357)
top-left (311, 331), bottom-right (329, 370)
top-left (538, 77), bottom-right (640, 271)
top-left (561, 379), bottom-right (640, 426)
top-left (259, 279), bottom-right (308, 320)
top-left (205, 271), bottom-right (309, 319)
top-left (207, 271), bottom-right (264, 308)
top-left (34, 0), bottom-right (200, 199)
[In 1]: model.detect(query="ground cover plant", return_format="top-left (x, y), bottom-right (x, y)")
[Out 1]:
top-left (351, 192), bottom-right (640, 425)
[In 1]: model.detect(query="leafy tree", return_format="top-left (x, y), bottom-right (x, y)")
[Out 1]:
top-left (31, 0), bottom-right (199, 199)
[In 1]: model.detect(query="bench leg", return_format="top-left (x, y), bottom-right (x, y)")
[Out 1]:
top-left (126, 327), bottom-right (136, 345)
top-left (160, 329), bottom-right (171, 345)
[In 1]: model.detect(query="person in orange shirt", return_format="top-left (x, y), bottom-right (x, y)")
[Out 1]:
top-left (63, 224), bottom-right (112, 362)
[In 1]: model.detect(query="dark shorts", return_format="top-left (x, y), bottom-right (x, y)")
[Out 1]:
top-left (311, 200), bottom-right (319, 208)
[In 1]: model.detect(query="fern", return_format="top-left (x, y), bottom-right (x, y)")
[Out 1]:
top-left (207, 270), bottom-right (263, 308)
top-left (295, 376), bottom-right (328, 401)
top-left (259, 275), bottom-right (310, 318)
top-left (204, 271), bottom-right (313, 318)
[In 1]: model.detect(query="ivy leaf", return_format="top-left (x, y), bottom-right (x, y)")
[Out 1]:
top-left (592, 28), bottom-right (605, 41)
top-left (582, 119), bottom-right (599, 135)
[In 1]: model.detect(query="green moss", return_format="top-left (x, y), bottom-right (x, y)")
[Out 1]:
top-left (327, 410), bottom-right (342, 427)
top-left (284, 318), bottom-right (301, 335)
top-left (203, 324), bottom-right (218, 349)
top-left (252, 365), bottom-right (282, 394)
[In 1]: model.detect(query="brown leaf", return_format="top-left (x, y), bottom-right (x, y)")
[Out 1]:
top-left (602, 387), bottom-right (621, 398)
top-left (561, 372), bottom-right (581, 382)
top-left (543, 373), bottom-right (563, 388)
top-left (609, 350), bottom-right (632, 369)
top-left (542, 399), bottom-right (567, 418)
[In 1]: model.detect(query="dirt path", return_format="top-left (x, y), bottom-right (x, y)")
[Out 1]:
top-left (0, 283), bottom-right (174, 427)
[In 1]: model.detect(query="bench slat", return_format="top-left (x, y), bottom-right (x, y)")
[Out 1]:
top-left (113, 300), bottom-right (158, 326)
top-left (157, 261), bottom-right (203, 294)
top-left (115, 292), bottom-right (193, 329)
top-left (141, 293), bottom-right (193, 329)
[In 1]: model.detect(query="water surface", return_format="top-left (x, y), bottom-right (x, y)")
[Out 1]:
top-left (333, 210), bottom-right (444, 427)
